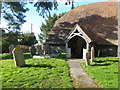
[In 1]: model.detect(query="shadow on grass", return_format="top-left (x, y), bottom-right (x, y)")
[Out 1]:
top-left (107, 60), bottom-right (119, 62)
top-left (24, 54), bottom-right (31, 59)
top-left (91, 63), bottom-right (111, 66)
top-left (2, 54), bottom-right (13, 60)
top-left (2, 53), bottom-right (31, 60)
top-left (94, 60), bottom-right (106, 63)
top-left (54, 53), bottom-right (66, 60)
top-left (22, 64), bottom-right (54, 69)
top-left (92, 57), bottom-right (119, 66)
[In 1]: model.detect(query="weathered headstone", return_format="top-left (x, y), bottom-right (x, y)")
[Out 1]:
top-left (9, 45), bottom-right (15, 55)
top-left (37, 45), bottom-right (42, 55)
top-left (66, 48), bottom-right (71, 58)
top-left (85, 52), bottom-right (90, 66)
top-left (91, 47), bottom-right (95, 63)
top-left (12, 48), bottom-right (25, 67)
top-left (29, 46), bottom-right (36, 57)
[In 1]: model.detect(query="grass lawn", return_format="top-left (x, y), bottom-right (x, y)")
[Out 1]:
top-left (2, 53), bottom-right (73, 88)
top-left (82, 57), bottom-right (119, 88)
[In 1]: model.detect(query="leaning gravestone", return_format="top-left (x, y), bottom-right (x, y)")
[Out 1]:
top-left (91, 47), bottom-right (95, 63)
top-left (85, 52), bottom-right (90, 66)
top-left (37, 45), bottom-right (42, 55)
top-left (9, 45), bottom-right (15, 55)
top-left (29, 46), bottom-right (36, 57)
top-left (12, 48), bottom-right (25, 67)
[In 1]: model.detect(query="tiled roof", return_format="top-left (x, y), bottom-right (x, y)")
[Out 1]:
top-left (45, 2), bottom-right (118, 45)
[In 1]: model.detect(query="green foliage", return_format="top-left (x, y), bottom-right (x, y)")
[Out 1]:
top-left (34, 2), bottom-right (58, 18)
top-left (2, 53), bottom-right (73, 88)
top-left (2, 2), bottom-right (29, 31)
top-left (2, 31), bottom-right (19, 53)
top-left (34, 1), bottom-right (74, 18)
top-left (2, 53), bottom-right (31, 60)
top-left (19, 33), bottom-right (38, 46)
top-left (2, 53), bottom-right (13, 60)
top-left (1, 1), bottom-right (74, 31)
top-left (38, 13), bottom-right (65, 44)
top-left (82, 57), bottom-right (119, 88)
top-left (2, 31), bottom-right (38, 53)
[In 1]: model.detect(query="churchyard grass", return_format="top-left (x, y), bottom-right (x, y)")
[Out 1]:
top-left (2, 53), bottom-right (73, 88)
top-left (82, 57), bottom-right (119, 88)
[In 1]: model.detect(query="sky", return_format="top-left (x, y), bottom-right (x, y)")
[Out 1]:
top-left (1, 0), bottom-right (106, 41)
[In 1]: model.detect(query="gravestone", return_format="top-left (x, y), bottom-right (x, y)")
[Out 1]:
top-left (29, 46), bottom-right (36, 57)
top-left (12, 48), bottom-right (25, 67)
top-left (9, 45), bottom-right (15, 55)
top-left (91, 47), bottom-right (95, 63)
top-left (66, 48), bottom-right (71, 58)
top-left (37, 45), bottom-right (42, 55)
top-left (85, 52), bottom-right (90, 66)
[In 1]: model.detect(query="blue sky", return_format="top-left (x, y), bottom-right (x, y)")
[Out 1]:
top-left (1, 0), bottom-right (106, 40)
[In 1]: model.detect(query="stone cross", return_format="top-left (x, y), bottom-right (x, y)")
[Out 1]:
top-left (91, 47), bottom-right (95, 63)
top-left (29, 46), bottom-right (36, 57)
top-left (37, 45), bottom-right (42, 55)
top-left (9, 45), bottom-right (15, 55)
top-left (12, 48), bottom-right (25, 67)
top-left (85, 52), bottom-right (90, 66)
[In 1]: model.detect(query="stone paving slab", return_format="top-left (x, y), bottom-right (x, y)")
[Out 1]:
top-left (33, 56), bottom-right (44, 58)
top-left (67, 59), bottom-right (99, 88)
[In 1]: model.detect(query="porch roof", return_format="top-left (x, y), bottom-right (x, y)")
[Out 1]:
top-left (45, 2), bottom-right (118, 46)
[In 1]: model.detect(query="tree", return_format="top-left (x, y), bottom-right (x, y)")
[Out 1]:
top-left (1, 2), bottom-right (29, 31)
top-left (34, 1), bottom-right (58, 18)
top-left (1, 0), bottom-right (74, 31)
top-left (2, 31), bottom-right (19, 53)
top-left (34, 0), bottom-right (74, 18)
top-left (38, 13), bottom-right (65, 44)
top-left (19, 32), bottom-right (38, 46)
top-left (2, 31), bottom-right (38, 53)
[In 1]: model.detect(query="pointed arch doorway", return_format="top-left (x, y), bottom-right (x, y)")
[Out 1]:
top-left (65, 24), bottom-right (92, 59)
top-left (68, 36), bottom-right (86, 58)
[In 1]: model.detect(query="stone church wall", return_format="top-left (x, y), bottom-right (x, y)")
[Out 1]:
top-left (95, 45), bottom-right (117, 57)
top-left (46, 45), bottom-right (66, 54)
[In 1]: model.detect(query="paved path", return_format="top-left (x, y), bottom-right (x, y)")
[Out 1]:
top-left (67, 59), bottom-right (99, 88)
